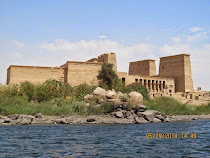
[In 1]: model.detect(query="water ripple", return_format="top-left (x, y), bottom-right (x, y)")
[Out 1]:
top-left (0, 120), bottom-right (209, 157)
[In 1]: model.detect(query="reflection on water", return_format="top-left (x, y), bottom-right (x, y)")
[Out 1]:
top-left (0, 120), bottom-right (209, 157)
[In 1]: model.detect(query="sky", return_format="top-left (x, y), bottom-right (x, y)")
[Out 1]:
top-left (0, 0), bottom-right (209, 90)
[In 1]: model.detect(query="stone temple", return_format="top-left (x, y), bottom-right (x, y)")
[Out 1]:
top-left (6, 53), bottom-right (209, 105)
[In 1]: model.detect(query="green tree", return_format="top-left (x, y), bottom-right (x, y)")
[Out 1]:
top-left (36, 79), bottom-right (65, 102)
top-left (97, 63), bottom-right (118, 89)
top-left (19, 81), bottom-right (35, 101)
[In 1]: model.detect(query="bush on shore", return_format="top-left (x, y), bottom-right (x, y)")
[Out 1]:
top-left (144, 96), bottom-right (210, 115)
top-left (0, 80), bottom-right (111, 115)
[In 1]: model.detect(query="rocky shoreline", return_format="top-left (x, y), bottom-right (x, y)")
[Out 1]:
top-left (0, 113), bottom-right (209, 126)
top-left (1, 87), bottom-right (209, 126)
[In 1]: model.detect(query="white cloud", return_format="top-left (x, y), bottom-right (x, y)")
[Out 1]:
top-left (160, 43), bottom-right (191, 55)
top-left (190, 27), bottom-right (202, 32)
top-left (12, 40), bottom-right (25, 48)
top-left (186, 32), bottom-right (208, 41)
top-left (40, 39), bottom-right (157, 73)
top-left (171, 36), bottom-right (181, 43)
top-left (98, 36), bottom-right (108, 39)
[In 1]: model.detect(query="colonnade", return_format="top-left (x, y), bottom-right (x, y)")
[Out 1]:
top-left (135, 78), bottom-right (166, 92)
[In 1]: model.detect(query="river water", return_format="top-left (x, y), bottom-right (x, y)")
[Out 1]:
top-left (0, 120), bottom-right (209, 158)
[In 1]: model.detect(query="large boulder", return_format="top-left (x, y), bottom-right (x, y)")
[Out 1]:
top-left (128, 92), bottom-right (143, 104)
top-left (106, 90), bottom-right (117, 99)
top-left (137, 110), bottom-right (159, 122)
top-left (153, 118), bottom-right (161, 123)
top-left (87, 117), bottom-right (96, 122)
top-left (8, 114), bottom-right (19, 120)
top-left (155, 115), bottom-right (165, 122)
top-left (45, 116), bottom-right (53, 121)
top-left (18, 114), bottom-right (29, 119)
top-left (4, 118), bottom-right (12, 123)
top-left (0, 119), bottom-right (4, 124)
top-left (93, 87), bottom-right (106, 97)
top-left (35, 113), bottom-right (43, 119)
top-left (18, 118), bottom-right (31, 125)
top-left (54, 118), bottom-right (67, 124)
top-left (135, 104), bottom-right (147, 112)
top-left (124, 111), bottom-right (131, 118)
top-left (115, 111), bottom-right (124, 118)
top-left (122, 102), bottom-right (128, 110)
top-left (24, 115), bottom-right (34, 122)
top-left (165, 117), bottom-right (170, 122)
top-left (65, 117), bottom-right (75, 124)
top-left (135, 117), bottom-right (148, 124)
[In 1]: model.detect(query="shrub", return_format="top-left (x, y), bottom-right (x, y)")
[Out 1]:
top-left (71, 101), bottom-right (86, 115)
top-left (36, 79), bottom-right (65, 102)
top-left (73, 83), bottom-right (96, 101)
top-left (18, 81), bottom-right (35, 101)
top-left (111, 78), bottom-right (126, 92)
top-left (0, 84), bottom-right (18, 97)
top-left (144, 96), bottom-right (210, 115)
top-left (87, 102), bottom-right (114, 115)
top-left (101, 102), bottom-right (115, 114)
top-left (63, 84), bottom-right (73, 99)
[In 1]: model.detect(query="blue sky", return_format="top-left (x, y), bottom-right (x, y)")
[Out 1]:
top-left (0, 0), bottom-right (209, 90)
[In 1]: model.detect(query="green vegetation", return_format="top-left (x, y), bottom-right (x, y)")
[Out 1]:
top-left (144, 96), bottom-right (210, 115)
top-left (0, 79), bottom-right (115, 116)
top-left (0, 63), bottom-right (209, 116)
top-left (97, 63), bottom-right (118, 89)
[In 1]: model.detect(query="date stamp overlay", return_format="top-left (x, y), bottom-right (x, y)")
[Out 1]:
top-left (146, 133), bottom-right (197, 139)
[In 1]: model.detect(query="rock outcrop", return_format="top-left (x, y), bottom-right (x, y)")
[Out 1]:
top-left (84, 87), bottom-right (168, 124)
top-left (128, 91), bottom-right (143, 104)
top-left (84, 87), bottom-right (145, 111)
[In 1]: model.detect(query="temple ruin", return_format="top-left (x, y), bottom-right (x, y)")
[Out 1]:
top-left (6, 52), bottom-right (209, 105)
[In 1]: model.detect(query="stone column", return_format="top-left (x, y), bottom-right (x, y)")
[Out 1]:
top-left (146, 80), bottom-right (149, 89)
top-left (144, 80), bottom-right (147, 89)
top-left (156, 83), bottom-right (159, 92)
top-left (154, 83), bottom-right (156, 92)
top-left (160, 84), bottom-right (163, 91)
top-left (150, 83), bottom-right (152, 91)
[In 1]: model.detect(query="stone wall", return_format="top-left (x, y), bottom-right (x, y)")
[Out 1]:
top-left (7, 65), bottom-right (64, 84)
top-left (97, 53), bottom-right (117, 71)
top-left (66, 61), bottom-right (102, 86)
top-left (129, 60), bottom-right (156, 76)
top-left (159, 54), bottom-right (193, 93)
top-left (184, 56), bottom-right (194, 92)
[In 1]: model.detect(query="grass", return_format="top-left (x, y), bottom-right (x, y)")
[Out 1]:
top-left (0, 97), bottom-right (79, 116)
top-left (144, 96), bottom-right (210, 115)
top-left (0, 95), bottom-right (114, 116)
